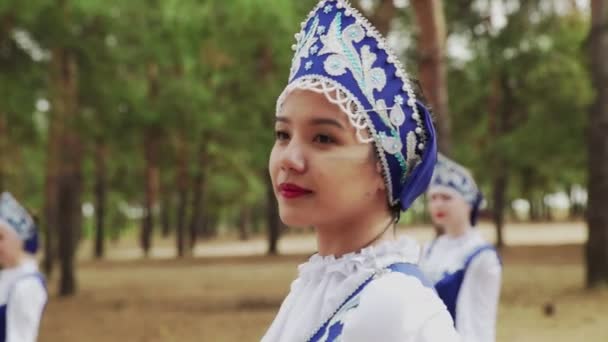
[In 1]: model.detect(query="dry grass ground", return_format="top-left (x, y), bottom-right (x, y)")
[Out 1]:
top-left (39, 227), bottom-right (608, 342)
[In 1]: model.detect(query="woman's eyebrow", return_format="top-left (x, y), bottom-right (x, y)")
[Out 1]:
top-left (308, 117), bottom-right (344, 129)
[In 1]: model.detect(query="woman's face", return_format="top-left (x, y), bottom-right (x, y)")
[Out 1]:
top-left (428, 188), bottom-right (471, 231)
top-left (0, 222), bottom-right (23, 267)
top-left (269, 90), bottom-right (386, 229)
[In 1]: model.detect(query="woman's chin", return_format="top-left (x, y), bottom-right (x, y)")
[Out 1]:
top-left (279, 210), bottom-right (312, 227)
top-left (431, 218), bottom-right (447, 227)
top-left (279, 217), bottom-right (311, 228)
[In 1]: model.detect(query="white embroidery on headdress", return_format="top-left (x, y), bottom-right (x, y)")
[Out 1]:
top-left (318, 13), bottom-right (386, 107)
top-left (289, 16), bottom-right (320, 81)
top-left (431, 155), bottom-right (479, 204)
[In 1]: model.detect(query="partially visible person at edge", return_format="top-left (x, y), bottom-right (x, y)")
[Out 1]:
top-left (420, 154), bottom-right (502, 342)
top-left (0, 192), bottom-right (47, 342)
top-left (261, 1), bottom-right (460, 341)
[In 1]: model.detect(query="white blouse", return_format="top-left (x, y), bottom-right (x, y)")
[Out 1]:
top-left (262, 237), bottom-right (460, 342)
top-left (0, 259), bottom-right (47, 342)
top-left (419, 230), bottom-right (501, 342)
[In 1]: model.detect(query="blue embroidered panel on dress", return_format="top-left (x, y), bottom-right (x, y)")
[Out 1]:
top-left (433, 245), bottom-right (497, 321)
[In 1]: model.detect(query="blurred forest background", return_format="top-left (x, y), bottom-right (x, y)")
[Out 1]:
top-left (1, 0), bottom-right (607, 341)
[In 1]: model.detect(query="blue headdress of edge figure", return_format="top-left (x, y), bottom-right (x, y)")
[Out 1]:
top-left (429, 154), bottom-right (484, 226)
top-left (276, 0), bottom-right (438, 211)
top-left (0, 192), bottom-right (39, 253)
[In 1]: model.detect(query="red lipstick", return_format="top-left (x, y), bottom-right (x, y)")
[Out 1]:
top-left (278, 183), bottom-right (312, 199)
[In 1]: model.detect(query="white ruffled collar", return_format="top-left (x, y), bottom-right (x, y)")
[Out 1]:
top-left (439, 228), bottom-right (479, 247)
top-left (1, 258), bottom-right (37, 276)
top-left (421, 229), bottom-right (486, 283)
top-left (262, 236), bottom-right (424, 342)
top-left (298, 237), bottom-right (421, 279)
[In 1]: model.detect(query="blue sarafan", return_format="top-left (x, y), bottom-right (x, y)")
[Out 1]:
top-left (0, 192), bottom-right (38, 253)
top-left (276, 0), bottom-right (437, 211)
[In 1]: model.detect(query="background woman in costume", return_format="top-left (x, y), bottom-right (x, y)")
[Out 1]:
top-left (0, 192), bottom-right (47, 342)
top-left (419, 154), bottom-right (502, 342)
top-left (262, 1), bottom-right (460, 341)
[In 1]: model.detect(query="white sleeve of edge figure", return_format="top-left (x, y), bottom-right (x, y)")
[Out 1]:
top-left (6, 277), bottom-right (47, 342)
top-left (455, 250), bottom-right (502, 342)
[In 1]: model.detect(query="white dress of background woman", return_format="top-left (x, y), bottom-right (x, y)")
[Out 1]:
top-left (0, 192), bottom-right (47, 342)
top-left (420, 154), bottom-right (501, 342)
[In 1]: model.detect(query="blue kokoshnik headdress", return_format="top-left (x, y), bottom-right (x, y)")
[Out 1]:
top-left (0, 192), bottom-right (39, 253)
top-left (429, 154), bottom-right (483, 226)
top-left (276, 0), bottom-right (438, 211)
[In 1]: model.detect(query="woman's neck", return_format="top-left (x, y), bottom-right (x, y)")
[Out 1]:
top-left (3, 251), bottom-right (27, 269)
top-left (445, 220), bottom-right (471, 238)
top-left (315, 211), bottom-right (395, 257)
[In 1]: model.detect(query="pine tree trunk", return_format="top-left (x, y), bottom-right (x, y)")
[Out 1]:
top-left (568, 185), bottom-right (585, 220)
top-left (141, 129), bottom-right (159, 257)
top-left (94, 139), bottom-right (107, 259)
top-left (175, 139), bottom-right (189, 257)
top-left (521, 169), bottom-right (539, 222)
top-left (43, 55), bottom-right (63, 275)
top-left (543, 194), bottom-right (554, 222)
top-left (529, 196), bottom-right (540, 222)
top-left (188, 146), bottom-right (206, 251)
top-left (160, 177), bottom-right (172, 237)
top-left (411, 0), bottom-right (451, 154)
top-left (202, 214), bottom-right (213, 238)
top-left (0, 13), bottom-right (13, 192)
top-left (489, 70), bottom-right (516, 248)
top-left (238, 206), bottom-right (251, 241)
top-left (43, 112), bottom-right (60, 276)
top-left (567, 184), bottom-right (580, 220)
top-left (266, 174), bottom-right (280, 255)
top-left (350, 0), bottom-right (397, 36)
top-left (52, 44), bottom-right (81, 296)
top-left (57, 162), bottom-right (81, 296)
top-left (0, 112), bottom-right (6, 191)
top-left (370, 0), bottom-right (397, 35)
top-left (141, 62), bottom-right (160, 257)
top-left (586, 0), bottom-right (608, 288)
top-left (492, 167), bottom-right (507, 248)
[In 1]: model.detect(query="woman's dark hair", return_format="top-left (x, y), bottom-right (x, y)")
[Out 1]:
top-left (390, 204), bottom-right (402, 223)
top-left (412, 78), bottom-right (436, 122)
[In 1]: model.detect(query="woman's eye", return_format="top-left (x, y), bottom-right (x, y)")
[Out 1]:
top-left (275, 131), bottom-right (290, 141)
top-left (313, 134), bottom-right (335, 144)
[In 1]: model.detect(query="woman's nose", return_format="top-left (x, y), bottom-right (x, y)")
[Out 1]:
top-left (279, 139), bottom-right (306, 173)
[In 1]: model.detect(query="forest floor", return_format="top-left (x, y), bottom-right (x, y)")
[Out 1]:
top-left (40, 222), bottom-right (608, 342)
